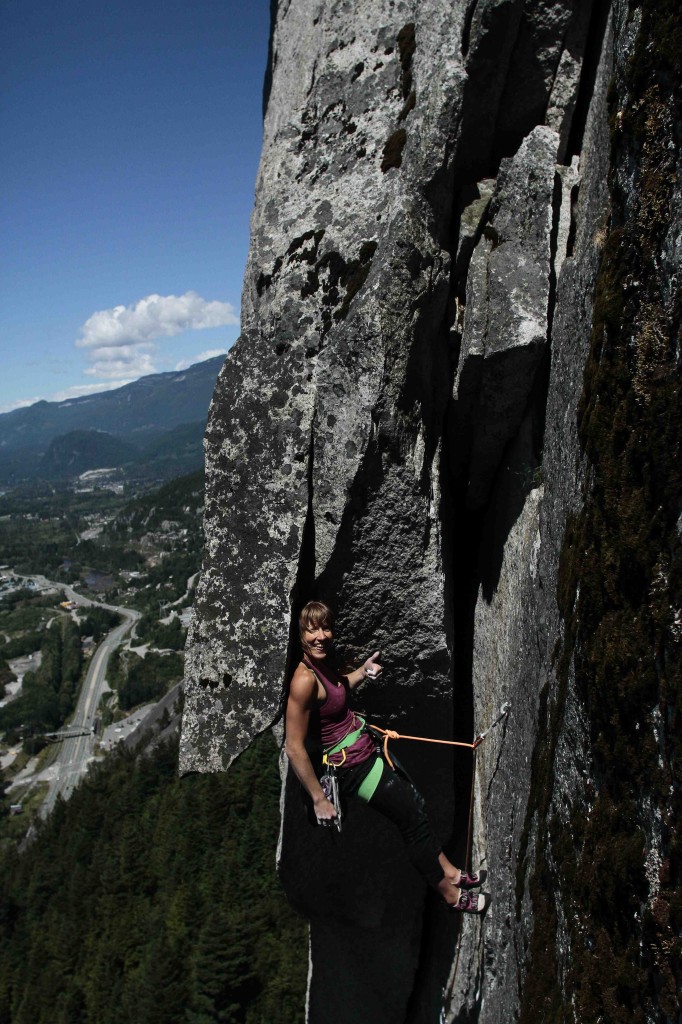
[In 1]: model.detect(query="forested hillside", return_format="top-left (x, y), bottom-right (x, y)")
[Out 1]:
top-left (0, 732), bottom-right (306, 1024)
top-left (0, 355), bottom-right (224, 487)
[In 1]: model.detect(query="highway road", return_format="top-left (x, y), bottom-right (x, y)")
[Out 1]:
top-left (13, 575), bottom-right (140, 817)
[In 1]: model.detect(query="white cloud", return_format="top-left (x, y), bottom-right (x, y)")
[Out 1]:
top-left (75, 291), bottom-right (238, 381)
top-left (76, 292), bottom-right (238, 350)
top-left (174, 348), bottom-right (228, 372)
top-left (83, 350), bottom-right (158, 380)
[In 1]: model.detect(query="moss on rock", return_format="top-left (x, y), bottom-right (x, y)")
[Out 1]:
top-left (519, 2), bottom-right (682, 1019)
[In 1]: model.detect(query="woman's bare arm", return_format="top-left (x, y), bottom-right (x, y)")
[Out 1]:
top-left (285, 665), bottom-right (336, 820)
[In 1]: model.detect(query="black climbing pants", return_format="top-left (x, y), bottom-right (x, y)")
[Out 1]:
top-left (337, 755), bottom-right (445, 890)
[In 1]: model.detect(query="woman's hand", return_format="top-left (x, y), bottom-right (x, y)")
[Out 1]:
top-left (347, 650), bottom-right (382, 689)
top-left (363, 651), bottom-right (382, 678)
top-left (313, 794), bottom-right (337, 822)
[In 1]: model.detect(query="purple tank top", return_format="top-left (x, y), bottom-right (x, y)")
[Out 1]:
top-left (305, 657), bottom-right (375, 768)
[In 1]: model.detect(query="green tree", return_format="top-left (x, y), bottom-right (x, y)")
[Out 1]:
top-left (0, 734), bottom-right (307, 1023)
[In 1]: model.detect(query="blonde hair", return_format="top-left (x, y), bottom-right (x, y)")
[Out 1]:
top-left (299, 600), bottom-right (334, 642)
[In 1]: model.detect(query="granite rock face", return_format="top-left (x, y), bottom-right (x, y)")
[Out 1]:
top-left (181, 0), bottom-right (680, 1020)
top-left (450, 124), bottom-right (559, 508)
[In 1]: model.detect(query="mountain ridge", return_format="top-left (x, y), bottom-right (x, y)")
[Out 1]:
top-left (0, 355), bottom-right (226, 484)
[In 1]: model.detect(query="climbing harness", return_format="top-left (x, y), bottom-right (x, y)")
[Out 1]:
top-left (316, 702), bottom-right (512, 843)
top-left (318, 716), bottom-right (369, 832)
top-left (321, 715), bottom-right (366, 768)
top-left (317, 713), bottom-right (369, 831)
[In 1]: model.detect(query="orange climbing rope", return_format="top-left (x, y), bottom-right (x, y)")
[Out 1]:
top-left (368, 725), bottom-right (483, 769)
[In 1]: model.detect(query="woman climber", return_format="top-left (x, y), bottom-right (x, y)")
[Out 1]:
top-left (284, 600), bottom-right (488, 913)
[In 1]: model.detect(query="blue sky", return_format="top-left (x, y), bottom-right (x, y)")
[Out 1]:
top-left (0, 0), bottom-right (271, 412)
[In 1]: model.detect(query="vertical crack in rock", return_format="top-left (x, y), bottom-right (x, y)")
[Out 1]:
top-left (460, 0), bottom-right (479, 58)
top-left (563, 0), bottom-right (614, 161)
top-left (455, 0), bottom-right (526, 181)
top-left (492, 0), bottom-right (595, 162)
top-left (283, 418), bottom-right (317, 696)
top-left (262, 0), bottom-right (279, 118)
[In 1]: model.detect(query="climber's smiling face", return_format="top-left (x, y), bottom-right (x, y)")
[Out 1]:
top-left (299, 600), bottom-right (335, 660)
top-left (301, 622), bottom-right (332, 660)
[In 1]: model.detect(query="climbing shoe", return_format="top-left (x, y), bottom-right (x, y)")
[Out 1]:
top-left (450, 889), bottom-right (488, 914)
top-left (456, 869), bottom-right (487, 889)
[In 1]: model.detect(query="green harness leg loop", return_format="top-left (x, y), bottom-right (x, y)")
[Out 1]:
top-left (323, 718), bottom-right (384, 801)
top-left (357, 756), bottom-right (384, 803)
